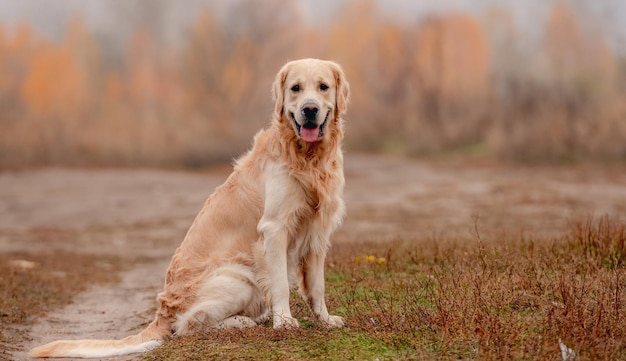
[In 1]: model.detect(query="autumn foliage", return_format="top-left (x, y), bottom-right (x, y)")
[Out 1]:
top-left (0, 1), bottom-right (624, 167)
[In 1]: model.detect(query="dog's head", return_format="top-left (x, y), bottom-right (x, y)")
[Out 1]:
top-left (272, 59), bottom-right (350, 144)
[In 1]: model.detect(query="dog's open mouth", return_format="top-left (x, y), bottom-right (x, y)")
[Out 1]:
top-left (292, 112), bottom-right (328, 143)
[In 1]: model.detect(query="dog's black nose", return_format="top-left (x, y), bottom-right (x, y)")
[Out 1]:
top-left (302, 104), bottom-right (318, 122)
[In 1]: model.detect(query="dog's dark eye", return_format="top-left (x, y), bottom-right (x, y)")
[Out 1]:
top-left (291, 84), bottom-right (300, 92)
top-left (320, 83), bottom-right (329, 91)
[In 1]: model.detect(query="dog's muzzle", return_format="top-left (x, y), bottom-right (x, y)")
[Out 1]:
top-left (292, 102), bottom-right (328, 143)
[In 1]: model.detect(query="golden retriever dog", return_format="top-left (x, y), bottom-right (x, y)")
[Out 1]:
top-left (29, 58), bottom-right (350, 358)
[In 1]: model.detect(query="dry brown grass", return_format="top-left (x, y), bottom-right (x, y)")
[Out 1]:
top-left (333, 215), bottom-right (626, 360)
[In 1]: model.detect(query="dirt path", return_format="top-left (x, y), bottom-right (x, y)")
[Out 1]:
top-left (2, 154), bottom-right (626, 360)
top-left (14, 259), bottom-right (170, 361)
top-left (342, 154), bottom-right (626, 240)
top-left (1, 168), bottom-right (228, 361)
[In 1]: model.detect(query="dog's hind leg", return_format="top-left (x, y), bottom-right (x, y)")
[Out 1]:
top-left (175, 299), bottom-right (246, 334)
top-left (173, 264), bottom-right (261, 335)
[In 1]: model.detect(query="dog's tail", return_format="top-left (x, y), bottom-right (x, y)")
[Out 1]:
top-left (28, 319), bottom-right (169, 358)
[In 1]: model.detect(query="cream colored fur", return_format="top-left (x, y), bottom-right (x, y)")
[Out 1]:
top-left (28, 58), bottom-right (350, 358)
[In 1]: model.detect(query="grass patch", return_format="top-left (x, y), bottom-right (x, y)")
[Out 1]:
top-left (145, 216), bottom-right (626, 360)
top-left (143, 328), bottom-right (396, 361)
top-left (0, 251), bottom-right (122, 357)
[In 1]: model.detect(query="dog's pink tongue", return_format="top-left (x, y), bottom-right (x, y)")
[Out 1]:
top-left (300, 127), bottom-right (319, 143)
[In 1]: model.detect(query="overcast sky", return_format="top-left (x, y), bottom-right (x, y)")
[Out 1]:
top-left (0, 0), bottom-right (623, 53)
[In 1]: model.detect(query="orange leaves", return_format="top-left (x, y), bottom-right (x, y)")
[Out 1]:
top-left (126, 31), bottom-right (159, 108)
top-left (21, 41), bottom-right (88, 119)
top-left (0, 2), bottom-right (623, 166)
top-left (221, 44), bottom-right (253, 107)
top-left (543, 1), bottom-right (617, 96)
top-left (544, 1), bottom-right (586, 71)
top-left (413, 13), bottom-right (490, 103)
top-left (18, 18), bottom-right (94, 121)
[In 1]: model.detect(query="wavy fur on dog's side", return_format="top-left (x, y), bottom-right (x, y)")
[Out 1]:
top-left (29, 58), bottom-right (350, 358)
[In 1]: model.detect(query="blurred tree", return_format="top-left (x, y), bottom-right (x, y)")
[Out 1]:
top-left (1, 22), bottom-right (34, 115)
top-left (409, 12), bottom-right (490, 152)
top-left (181, 0), bottom-right (301, 154)
top-left (483, 6), bottom-right (527, 101)
top-left (181, 10), bottom-right (234, 139)
top-left (540, 0), bottom-right (620, 160)
top-left (16, 17), bottom-right (100, 163)
top-left (63, 16), bottom-right (99, 119)
top-left (0, 24), bottom-right (10, 112)
top-left (6, 21), bottom-right (35, 63)
top-left (413, 13), bottom-right (489, 107)
top-left (215, 0), bottom-right (303, 122)
top-left (544, 1), bottom-right (586, 83)
top-left (98, 0), bottom-right (171, 64)
top-left (543, 0), bottom-right (617, 102)
top-left (328, 0), bottom-right (379, 147)
top-left (372, 21), bottom-right (417, 143)
top-left (21, 40), bottom-right (87, 120)
top-left (1, 1), bottom-right (624, 167)
top-left (126, 30), bottom-right (159, 113)
top-left (375, 22), bottom-right (409, 106)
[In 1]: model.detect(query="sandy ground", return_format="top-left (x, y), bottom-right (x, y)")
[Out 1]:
top-left (2, 154), bottom-right (626, 360)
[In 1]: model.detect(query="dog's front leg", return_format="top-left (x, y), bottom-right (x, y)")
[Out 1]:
top-left (259, 220), bottom-right (299, 329)
top-left (303, 250), bottom-right (345, 328)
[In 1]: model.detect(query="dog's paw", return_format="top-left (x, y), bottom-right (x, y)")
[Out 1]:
top-left (273, 315), bottom-right (300, 329)
top-left (322, 315), bottom-right (345, 328)
top-left (218, 315), bottom-right (257, 329)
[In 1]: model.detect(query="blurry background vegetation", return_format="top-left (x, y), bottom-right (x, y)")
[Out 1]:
top-left (0, 0), bottom-right (625, 167)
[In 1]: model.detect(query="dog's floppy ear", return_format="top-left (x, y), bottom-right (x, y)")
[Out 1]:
top-left (330, 62), bottom-right (350, 115)
top-left (272, 62), bottom-right (290, 119)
